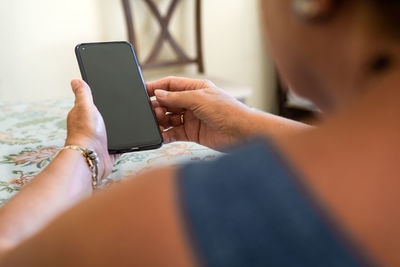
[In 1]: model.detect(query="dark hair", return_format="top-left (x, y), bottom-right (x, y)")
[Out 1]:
top-left (369, 0), bottom-right (400, 39)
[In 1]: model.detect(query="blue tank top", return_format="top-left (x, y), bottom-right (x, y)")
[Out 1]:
top-left (177, 140), bottom-right (369, 267)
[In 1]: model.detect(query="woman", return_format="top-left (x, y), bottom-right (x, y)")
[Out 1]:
top-left (1, 0), bottom-right (400, 265)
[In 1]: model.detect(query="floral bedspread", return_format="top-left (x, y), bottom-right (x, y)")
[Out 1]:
top-left (0, 99), bottom-right (220, 206)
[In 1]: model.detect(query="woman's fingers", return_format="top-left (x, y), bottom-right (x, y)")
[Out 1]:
top-left (154, 107), bottom-right (184, 128)
top-left (146, 76), bottom-right (213, 96)
top-left (154, 107), bottom-right (169, 128)
top-left (154, 89), bottom-right (202, 111)
top-left (151, 99), bottom-right (160, 109)
top-left (162, 126), bottom-right (188, 143)
top-left (166, 114), bottom-right (183, 127)
top-left (152, 99), bottom-right (184, 114)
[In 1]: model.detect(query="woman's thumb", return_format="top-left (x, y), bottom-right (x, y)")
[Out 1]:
top-left (71, 79), bottom-right (93, 105)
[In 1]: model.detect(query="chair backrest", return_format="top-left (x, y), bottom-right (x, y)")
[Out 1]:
top-left (121, 0), bottom-right (204, 73)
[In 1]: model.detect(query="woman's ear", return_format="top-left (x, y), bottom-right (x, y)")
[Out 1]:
top-left (292, 0), bottom-right (336, 22)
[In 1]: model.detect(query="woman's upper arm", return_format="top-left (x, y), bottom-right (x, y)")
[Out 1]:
top-left (0, 167), bottom-right (196, 267)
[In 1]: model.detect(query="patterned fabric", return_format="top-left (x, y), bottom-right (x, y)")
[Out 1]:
top-left (0, 99), bottom-right (220, 206)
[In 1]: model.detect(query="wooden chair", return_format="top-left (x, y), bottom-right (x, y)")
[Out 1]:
top-left (121, 0), bottom-right (252, 102)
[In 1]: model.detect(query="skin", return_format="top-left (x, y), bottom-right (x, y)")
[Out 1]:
top-left (260, 1), bottom-right (400, 265)
top-left (1, 0), bottom-right (400, 265)
top-left (0, 81), bottom-right (195, 266)
top-left (148, 76), bottom-right (310, 151)
top-left (261, 0), bottom-right (388, 111)
top-left (278, 71), bottom-right (400, 267)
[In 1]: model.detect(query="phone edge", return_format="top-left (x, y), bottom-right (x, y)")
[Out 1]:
top-left (74, 42), bottom-right (163, 154)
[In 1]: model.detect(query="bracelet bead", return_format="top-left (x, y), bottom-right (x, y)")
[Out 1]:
top-left (56, 145), bottom-right (100, 190)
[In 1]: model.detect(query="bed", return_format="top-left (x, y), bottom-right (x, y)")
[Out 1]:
top-left (0, 99), bottom-right (221, 206)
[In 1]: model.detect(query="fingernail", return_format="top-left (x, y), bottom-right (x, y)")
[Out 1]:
top-left (154, 89), bottom-right (167, 98)
top-left (71, 80), bottom-right (81, 92)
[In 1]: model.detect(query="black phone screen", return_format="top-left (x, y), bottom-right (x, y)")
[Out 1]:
top-left (75, 42), bottom-right (162, 153)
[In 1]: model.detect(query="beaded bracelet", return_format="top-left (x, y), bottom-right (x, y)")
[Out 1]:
top-left (58, 145), bottom-right (100, 190)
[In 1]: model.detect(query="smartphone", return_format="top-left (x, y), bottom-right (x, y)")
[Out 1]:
top-left (75, 41), bottom-right (162, 154)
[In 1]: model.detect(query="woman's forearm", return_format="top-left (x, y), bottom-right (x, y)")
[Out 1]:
top-left (0, 79), bottom-right (115, 260)
top-left (239, 109), bottom-right (313, 139)
top-left (0, 149), bottom-right (92, 252)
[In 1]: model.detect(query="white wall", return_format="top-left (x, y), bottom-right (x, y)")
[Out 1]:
top-left (0, 0), bottom-right (102, 102)
top-left (0, 0), bottom-right (276, 111)
top-left (201, 0), bottom-right (276, 111)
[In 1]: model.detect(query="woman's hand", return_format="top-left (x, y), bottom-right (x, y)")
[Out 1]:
top-left (147, 76), bottom-right (253, 150)
top-left (65, 79), bottom-right (117, 179)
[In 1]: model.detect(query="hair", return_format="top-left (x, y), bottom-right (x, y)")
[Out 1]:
top-left (368, 0), bottom-right (400, 39)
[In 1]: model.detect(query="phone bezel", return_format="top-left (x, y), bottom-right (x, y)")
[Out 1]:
top-left (75, 41), bottom-right (163, 154)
